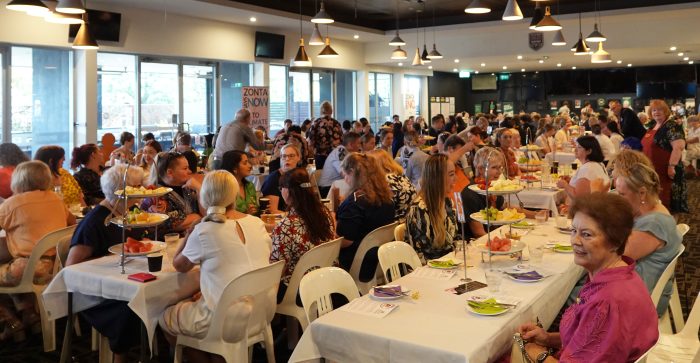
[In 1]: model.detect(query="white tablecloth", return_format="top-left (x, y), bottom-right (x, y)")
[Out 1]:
top-left (290, 221), bottom-right (584, 363)
top-left (42, 246), bottom-right (200, 351)
top-left (544, 152), bottom-right (578, 165)
top-left (506, 186), bottom-right (565, 215)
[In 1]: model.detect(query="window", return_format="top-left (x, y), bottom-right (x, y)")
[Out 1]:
top-left (289, 70), bottom-right (311, 125)
top-left (335, 70), bottom-right (356, 123)
top-left (403, 75), bottom-right (422, 118)
top-left (97, 53), bottom-right (137, 143)
top-left (183, 64), bottom-right (215, 137)
top-left (220, 62), bottom-right (252, 126)
top-left (269, 65), bottom-right (287, 131)
top-left (0, 50), bottom-right (4, 143)
top-left (369, 72), bottom-right (392, 131)
top-left (312, 70), bottom-right (333, 118)
top-left (11, 46), bottom-right (72, 162)
top-left (140, 61), bottom-right (179, 148)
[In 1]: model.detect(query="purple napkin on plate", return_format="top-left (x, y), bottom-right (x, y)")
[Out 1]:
top-left (505, 271), bottom-right (543, 281)
top-left (373, 286), bottom-right (402, 297)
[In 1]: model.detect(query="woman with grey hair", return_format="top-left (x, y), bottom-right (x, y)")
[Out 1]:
top-left (159, 170), bottom-right (270, 362)
top-left (0, 161), bottom-right (75, 341)
top-left (65, 164), bottom-right (144, 362)
top-left (0, 143), bottom-right (29, 200)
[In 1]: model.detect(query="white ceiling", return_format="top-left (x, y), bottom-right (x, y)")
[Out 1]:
top-left (98, 0), bottom-right (700, 73)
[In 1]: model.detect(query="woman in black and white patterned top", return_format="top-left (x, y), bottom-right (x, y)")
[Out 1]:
top-left (367, 149), bottom-right (417, 222)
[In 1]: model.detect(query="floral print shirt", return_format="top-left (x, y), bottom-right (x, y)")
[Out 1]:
top-left (58, 168), bottom-right (83, 206)
top-left (140, 184), bottom-right (199, 234)
top-left (386, 173), bottom-right (417, 221)
top-left (74, 168), bottom-right (104, 206)
top-left (269, 208), bottom-right (335, 285)
top-left (308, 116), bottom-right (343, 157)
top-left (405, 196), bottom-right (457, 261)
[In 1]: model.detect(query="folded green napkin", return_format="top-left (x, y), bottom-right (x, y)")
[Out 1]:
top-left (554, 244), bottom-right (573, 252)
top-left (467, 298), bottom-right (507, 314)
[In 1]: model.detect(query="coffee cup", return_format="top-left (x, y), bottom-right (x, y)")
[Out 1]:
top-left (259, 198), bottom-right (270, 212)
top-left (147, 253), bottom-right (163, 272)
top-left (258, 166), bottom-right (265, 174)
top-left (164, 233), bottom-right (179, 245)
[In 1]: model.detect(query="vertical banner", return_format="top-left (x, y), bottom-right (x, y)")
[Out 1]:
top-left (404, 94), bottom-right (416, 117)
top-left (241, 86), bottom-right (270, 131)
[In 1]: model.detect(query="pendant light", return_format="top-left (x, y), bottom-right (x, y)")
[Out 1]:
top-left (585, 0), bottom-right (606, 43)
top-left (6, 0), bottom-right (49, 13)
top-left (311, 1), bottom-right (333, 24)
top-left (502, 0), bottom-right (523, 21)
top-left (421, 28), bottom-right (431, 63)
top-left (426, 3), bottom-right (442, 59)
top-left (318, 25), bottom-right (338, 58)
top-left (46, 11), bottom-right (83, 24)
top-left (72, 12), bottom-right (98, 49)
top-left (56, 0), bottom-right (85, 14)
top-left (591, 42), bottom-right (611, 63)
top-left (572, 13), bottom-right (589, 55)
top-left (529, 2), bottom-right (544, 30)
top-left (535, 6), bottom-right (561, 31)
top-left (391, 46), bottom-right (407, 60)
top-left (293, 0), bottom-right (311, 67)
top-left (552, 30), bottom-right (566, 46)
top-left (388, 0), bottom-right (405, 46)
top-left (465, 0), bottom-right (490, 14)
top-left (309, 24), bottom-right (324, 45)
top-left (27, 0), bottom-right (55, 16)
top-left (412, 11), bottom-right (422, 66)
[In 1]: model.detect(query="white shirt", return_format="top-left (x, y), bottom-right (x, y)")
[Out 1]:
top-left (594, 134), bottom-right (615, 161)
top-left (571, 161), bottom-right (609, 187)
top-left (609, 133), bottom-right (624, 155)
top-left (182, 216), bottom-right (271, 311)
top-left (319, 145), bottom-right (348, 187)
top-left (535, 134), bottom-right (555, 153)
top-left (397, 146), bottom-right (430, 191)
top-left (554, 129), bottom-right (569, 147)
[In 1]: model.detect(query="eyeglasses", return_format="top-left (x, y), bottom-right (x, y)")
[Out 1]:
top-left (280, 153), bottom-right (298, 159)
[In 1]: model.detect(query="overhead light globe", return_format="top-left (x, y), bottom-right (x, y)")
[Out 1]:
top-left (529, 3), bottom-right (544, 30)
top-left (535, 6), bottom-right (562, 32)
top-left (573, 34), bottom-right (590, 55)
top-left (293, 38), bottom-right (312, 67)
top-left (391, 46), bottom-right (408, 60)
top-left (465, 0), bottom-right (490, 14)
top-left (318, 37), bottom-right (339, 58)
top-left (421, 45), bottom-right (431, 63)
top-left (585, 23), bottom-right (607, 43)
top-left (6, 0), bottom-right (49, 13)
top-left (502, 0), bottom-right (523, 21)
top-left (591, 42), bottom-right (612, 63)
top-left (56, 0), bottom-right (85, 14)
top-left (311, 1), bottom-right (333, 24)
top-left (552, 30), bottom-right (566, 46)
top-left (72, 15), bottom-right (99, 50)
top-left (309, 24), bottom-right (324, 46)
top-left (427, 44), bottom-right (443, 59)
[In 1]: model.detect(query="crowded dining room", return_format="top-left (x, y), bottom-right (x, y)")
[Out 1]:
top-left (1, 0), bottom-right (700, 362)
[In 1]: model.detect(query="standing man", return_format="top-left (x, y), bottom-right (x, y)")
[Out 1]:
top-left (427, 114), bottom-right (445, 146)
top-left (609, 99), bottom-right (646, 140)
top-left (308, 101), bottom-right (343, 169)
top-left (212, 109), bottom-right (266, 170)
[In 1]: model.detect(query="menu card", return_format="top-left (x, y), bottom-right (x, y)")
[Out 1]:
top-left (341, 298), bottom-right (398, 318)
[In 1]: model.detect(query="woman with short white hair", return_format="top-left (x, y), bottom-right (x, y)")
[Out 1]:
top-left (160, 170), bottom-right (271, 362)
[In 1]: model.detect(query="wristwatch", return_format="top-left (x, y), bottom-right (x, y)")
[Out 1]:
top-left (536, 348), bottom-right (555, 363)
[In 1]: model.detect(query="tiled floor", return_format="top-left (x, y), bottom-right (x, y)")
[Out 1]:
top-left (2, 178), bottom-right (699, 362)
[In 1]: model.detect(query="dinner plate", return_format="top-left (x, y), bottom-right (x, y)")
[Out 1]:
top-left (553, 245), bottom-right (574, 253)
top-left (466, 301), bottom-right (509, 316)
top-left (110, 213), bottom-right (169, 228)
top-left (469, 212), bottom-right (525, 226)
top-left (427, 259), bottom-right (462, 269)
top-left (467, 184), bottom-right (524, 196)
top-left (511, 221), bottom-right (536, 229)
top-left (114, 187), bottom-right (173, 199)
top-left (503, 270), bottom-right (546, 283)
top-left (557, 226), bottom-right (573, 235)
top-left (476, 241), bottom-right (526, 255)
top-left (108, 241), bottom-right (167, 257)
top-left (369, 285), bottom-right (406, 301)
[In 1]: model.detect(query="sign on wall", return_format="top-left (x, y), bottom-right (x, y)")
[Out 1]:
top-left (242, 86), bottom-right (270, 131)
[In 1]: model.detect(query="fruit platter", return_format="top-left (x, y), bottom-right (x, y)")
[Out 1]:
top-left (110, 207), bottom-right (169, 227)
top-left (477, 237), bottom-right (526, 255)
top-left (470, 207), bottom-right (525, 225)
top-left (114, 185), bottom-right (172, 198)
top-left (469, 179), bottom-right (524, 195)
top-left (108, 237), bottom-right (166, 256)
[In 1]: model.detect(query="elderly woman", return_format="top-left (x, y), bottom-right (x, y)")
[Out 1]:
top-left (367, 149), bottom-right (417, 221)
top-left (270, 126), bottom-right (310, 173)
top-left (159, 170), bottom-right (270, 362)
top-left (518, 193), bottom-right (658, 362)
top-left (141, 152), bottom-right (202, 234)
top-left (556, 136), bottom-right (609, 201)
top-left (270, 168), bottom-right (335, 302)
top-left (34, 145), bottom-right (85, 207)
top-left (217, 150), bottom-right (258, 215)
top-left (0, 143), bottom-right (29, 200)
top-left (641, 99), bottom-right (687, 212)
top-left (262, 144), bottom-right (301, 214)
top-left (397, 130), bottom-right (430, 190)
top-left (0, 161), bottom-right (75, 340)
top-left (71, 144), bottom-right (105, 206)
top-left (613, 151), bottom-right (682, 315)
top-left (493, 128), bottom-right (520, 178)
top-left (406, 154), bottom-right (458, 261)
top-left (65, 165), bottom-right (145, 363)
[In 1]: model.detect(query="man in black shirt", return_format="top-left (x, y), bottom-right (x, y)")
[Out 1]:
top-left (609, 100), bottom-right (646, 140)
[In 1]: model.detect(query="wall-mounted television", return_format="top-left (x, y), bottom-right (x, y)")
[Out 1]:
top-left (68, 10), bottom-right (121, 42)
top-left (255, 32), bottom-right (285, 59)
top-left (636, 82), bottom-right (664, 98)
top-left (472, 74), bottom-right (498, 91)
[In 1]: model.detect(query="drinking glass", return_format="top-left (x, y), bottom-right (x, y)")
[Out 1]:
top-left (535, 210), bottom-right (548, 224)
top-left (528, 240), bottom-right (545, 266)
top-left (485, 269), bottom-right (502, 293)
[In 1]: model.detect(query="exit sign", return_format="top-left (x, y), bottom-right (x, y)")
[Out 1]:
top-left (459, 71), bottom-right (471, 78)
top-left (498, 73), bottom-right (510, 81)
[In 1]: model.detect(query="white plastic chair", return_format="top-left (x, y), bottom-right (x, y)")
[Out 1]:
top-left (394, 223), bottom-right (406, 242)
top-left (647, 292), bottom-right (700, 363)
top-left (660, 223), bottom-right (691, 334)
top-left (348, 222), bottom-right (398, 295)
top-left (651, 244), bottom-right (685, 309)
top-left (276, 238), bottom-right (341, 347)
top-left (377, 241), bottom-right (422, 283)
top-left (299, 267), bottom-right (360, 324)
top-left (0, 225), bottom-right (75, 352)
top-left (173, 261), bottom-right (284, 363)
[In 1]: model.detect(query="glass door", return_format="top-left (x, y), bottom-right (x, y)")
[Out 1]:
top-left (183, 64), bottom-right (216, 150)
top-left (140, 60), bottom-right (179, 150)
top-left (312, 70), bottom-right (333, 119)
top-left (289, 70), bottom-right (311, 123)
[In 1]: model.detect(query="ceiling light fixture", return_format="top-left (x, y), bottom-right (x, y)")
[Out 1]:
top-left (398, 62), bottom-right (403, 66)
top-left (428, 65), bottom-right (433, 69)
top-left (529, 2), bottom-right (544, 30)
top-left (27, 0), bottom-right (54, 16)
top-left (420, 8), bottom-right (431, 64)
top-left (391, 46), bottom-right (407, 60)
top-left (521, 68), bottom-right (526, 72)
top-left (318, 36), bottom-right (339, 58)
top-left (46, 8), bottom-right (83, 24)
top-left (353, 34), bottom-right (359, 39)
top-left (412, 10), bottom-right (423, 66)
top-left (670, 46), bottom-right (677, 51)
top-left (389, 0), bottom-right (405, 46)
top-left (552, 30), bottom-right (566, 46)
top-left (627, 63), bottom-right (632, 67)
top-left (572, 13), bottom-right (590, 55)
top-left (311, 1), bottom-right (333, 24)
top-left (539, 59), bottom-right (544, 64)
top-left (585, 0), bottom-right (606, 43)
top-left (502, 66), bottom-right (507, 70)
top-left (502, 0), bottom-right (523, 21)
top-left (556, 63), bottom-right (562, 67)
top-left (690, 61), bottom-right (695, 65)
top-left (678, 52), bottom-right (684, 57)
top-left (535, 6), bottom-right (562, 31)
top-left (616, 60), bottom-right (622, 64)
top-left (427, 4), bottom-right (442, 59)
top-left (465, 0), bottom-right (490, 14)
top-left (572, 66), bottom-right (577, 69)
top-left (56, 0), bottom-right (85, 14)
top-left (6, 0), bottom-right (49, 12)
top-left (684, 57), bottom-right (689, 61)
top-left (591, 42), bottom-right (612, 63)
top-left (309, 24), bottom-right (324, 45)
top-left (72, 12), bottom-right (98, 49)
top-left (293, 0), bottom-right (311, 67)
top-left (249, 16), bottom-right (257, 22)
top-left (480, 63), bottom-right (485, 67)
top-left (453, 68), bottom-right (458, 72)
top-left (517, 55), bottom-right (523, 60)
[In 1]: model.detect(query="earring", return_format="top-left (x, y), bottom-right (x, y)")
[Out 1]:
top-left (641, 200), bottom-right (646, 205)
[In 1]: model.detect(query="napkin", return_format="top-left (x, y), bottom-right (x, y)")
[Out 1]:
top-left (373, 285), bottom-right (403, 297)
top-left (467, 298), bottom-right (508, 314)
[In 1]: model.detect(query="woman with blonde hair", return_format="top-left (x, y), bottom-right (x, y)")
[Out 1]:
top-left (405, 154), bottom-right (457, 260)
top-left (367, 149), bottom-right (417, 221)
top-left (641, 99), bottom-right (687, 212)
top-left (336, 153), bottom-right (394, 279)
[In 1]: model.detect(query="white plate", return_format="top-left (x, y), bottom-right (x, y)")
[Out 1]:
top-left (476, 241), bottom-right (526, 255)
top-left (108, 241), bottom-right (167, 257)
top-left (110, 213), bottom-right (169, 228)
top-left (557, 226), bottom-right (573, 235)
top-left (503, 271), bottom-right (546, 283)
top-left (369, 286), bottom-right (406, 301)
top-left (553, 246), bottom-right (574, 253)
top-left (114, 187), bottom-right (173, 198)
top-left (511, 221), bottom-right (536, 229)
top-left (469, 212), bottom-right (525, 225)
top-left (466, 303), bottom-right (509, 316)
top-left (427, 259), bottom-right (462, 269)
top-left (467, 184), bottom-right (524, 196)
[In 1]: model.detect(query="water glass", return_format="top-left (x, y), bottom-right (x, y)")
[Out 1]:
top-left (164, 233), bottom-right (180, 245)
top-left (528, 240), bottom-right (545, 266)
top-left (485, 269), bottom-right (502, 293)
top-left (535, 210), bottom-right (548, 224)
top-left (555, 214), bottom-right (569, 229)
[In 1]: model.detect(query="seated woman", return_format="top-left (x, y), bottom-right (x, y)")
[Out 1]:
top-left (397, 130), bottom-right (430, 191)
top-left (270, 168), bottom-right (335, 303)
top-left (336, 153), bottom-right (394, 280)
top-left (159, 170), bottom-right (270, 363)
top-left (0, 143), bottom-right (29, 200)
top-left (140, 151), bottom-right (202, 234)
top-left (493, 128), bottom-right (521, 178)
top-left (65, 165), bottom-right (145, 363)
top-left (269, 126), bottom-right (310, 173)
top-left (517, 193), bottom-right (658, 362)
top-left (261, 144), bottom-right (301, 214)
top-left (405, 154), bottom-right (457, 261)
top-left (217, 150), bottom-right (258, 215)
top-left (613, 151), bottom-right (682, 315)
top-left (0, 161), bottom-right (76, 341)
top-left (34, 145), bottom-right (85, 207)
top-left (443, 134), bottom-right (473, 198)
top-left (71, 144), bottom-right (105, 206)
top-left (366, 149), bottom-right (417, 221)
top-left (139, 140), bottom-right (161, 186)
top-left (535, 124), bottom-right (556, 155)
top-left (556, 136), bottom-right (609, 207)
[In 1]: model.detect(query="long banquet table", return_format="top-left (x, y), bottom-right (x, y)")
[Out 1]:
top-left (290, 220), bottom-right (584, 363)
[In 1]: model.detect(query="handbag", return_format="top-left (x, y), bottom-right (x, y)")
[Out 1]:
top-left (511, 332), bottom-right (534, 363)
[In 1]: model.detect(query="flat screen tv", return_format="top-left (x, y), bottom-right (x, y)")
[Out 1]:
top-left (636, 82), bottom-right (665, 98)
top-left (68, 10), bottom-right (121, 42)
top-left (471, 74), bottom-right (498, 91)
top-left (255, 32), bottom-right (285, 59)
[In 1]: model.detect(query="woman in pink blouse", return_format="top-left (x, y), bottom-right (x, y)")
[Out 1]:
top-left (269, 168), bottom-right (335, 303)
top-left (517, 192), bottom-right (658, 363)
